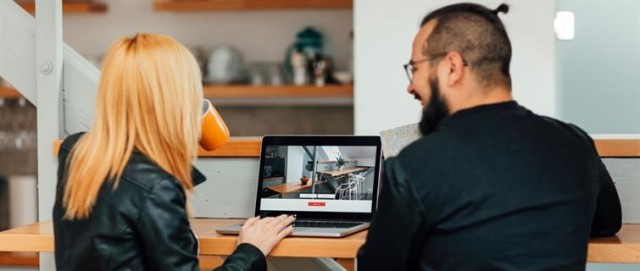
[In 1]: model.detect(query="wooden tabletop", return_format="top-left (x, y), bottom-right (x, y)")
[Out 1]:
top-left (318, 167), bottom-right (367, 177)
top-left (191, 219), bottom-right (366, 258)
top-left (1, 219), bottom-right (639, 262)
top-left (267, 182), bottom-right (312, 195)
top-left (0, 221), bottom-right (54, 252)
top-left (52, 139), bottom-right (640, 158)
top-left (587, 224), bottom-right (640, 263)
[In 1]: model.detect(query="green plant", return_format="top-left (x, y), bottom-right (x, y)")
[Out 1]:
top-left (335, 154), bottom-right (346, 167)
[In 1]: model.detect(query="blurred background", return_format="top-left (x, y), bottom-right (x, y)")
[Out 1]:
top-left (1, 0), bottom-right (639, 270)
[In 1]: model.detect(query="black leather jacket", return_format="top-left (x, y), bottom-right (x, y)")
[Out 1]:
top-left (53, 133), bottom-right (266, 271)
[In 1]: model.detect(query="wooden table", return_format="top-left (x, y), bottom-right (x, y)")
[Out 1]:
top-left (1, 219), bottom-right (639, 263)
top-left (588, 226), bottom-right (640, 263)
top-left (0, 219), bottom-right (365, 258)
top-left (266, 182), bottom-right (312, 196)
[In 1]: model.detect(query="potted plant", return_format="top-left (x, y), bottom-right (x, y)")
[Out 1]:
top-left (300, 175), bottom-right (309, 185)
top-left (335, 154), bottom-right (346, 170)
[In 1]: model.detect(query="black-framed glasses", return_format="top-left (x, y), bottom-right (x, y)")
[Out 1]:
top-left (403, 56), bottom-right (440, 82)
top-left (403, 53), bottom-right (467, 82)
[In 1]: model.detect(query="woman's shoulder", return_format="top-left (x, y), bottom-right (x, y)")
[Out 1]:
top-left (122, 154), bottom-right (185, 196)
top-left (60, 132), bottom-right (86, 154)
top-left (123, 162), bottom-right (190, 216)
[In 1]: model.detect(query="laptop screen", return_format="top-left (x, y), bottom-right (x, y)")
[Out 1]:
top-left (255, 136), bottom-right (382, 220)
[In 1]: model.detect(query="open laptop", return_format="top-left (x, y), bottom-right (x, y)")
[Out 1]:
top-left (216, 135), bottom-right (383, 237)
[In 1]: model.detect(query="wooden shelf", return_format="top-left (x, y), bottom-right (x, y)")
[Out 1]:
top-left (1, 85), bottom-right (352, 99)
top-left (18, 1), bottom-right (107, 13)
top-left (594, 139), bottom-right (640, 158)
top-left (53, 138), bottom-right (640, 158)
top-left (154, 0), bottom-right (352, 11)
top-left (54, 137), bottom-right (262, 157)
top-left (194, 138), bottom-right (640, 158)
top-left (0, 252), bottom-right (38, 267)
top-left (0, 87), bottom-right (21, 99)
top-left (204, 84), bottom-right (353, 98)
top-left (197, 137), bottom-right (261, 157)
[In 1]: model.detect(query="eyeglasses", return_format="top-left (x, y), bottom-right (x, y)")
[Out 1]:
top-left (403, 56), bottom-right (441, 82)
top-left (403, 53), bottom-right (468, 82)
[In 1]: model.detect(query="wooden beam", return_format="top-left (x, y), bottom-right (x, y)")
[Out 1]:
top-left (53, 138), bottom-right (640, 158)
top-left (53, 137), bottom-right (261, 157)
top-left (594, 139), bottom-right (640, 158)
top-left (198, 137), bottom-right (261, 157)
top-left (0, 87), bottom-right (21, 99)
top-left (0, 252), bottom-right (38, 267)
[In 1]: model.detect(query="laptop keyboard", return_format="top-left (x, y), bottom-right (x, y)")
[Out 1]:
top-left (293, 220), bottom-right (364, 228)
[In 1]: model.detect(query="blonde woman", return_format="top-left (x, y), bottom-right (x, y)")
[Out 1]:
top-left (53, 33), bottom-right (294, 271)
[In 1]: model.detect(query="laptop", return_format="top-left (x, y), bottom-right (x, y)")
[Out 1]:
top-left (216, 135), bottom-right (383, 237)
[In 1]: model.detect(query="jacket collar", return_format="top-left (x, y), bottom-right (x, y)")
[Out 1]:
top-left (191, 166), bottom-right (207, 186)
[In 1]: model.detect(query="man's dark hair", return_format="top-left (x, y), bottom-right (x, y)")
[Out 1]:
top-left (421, 3), bottom-right (512, 89)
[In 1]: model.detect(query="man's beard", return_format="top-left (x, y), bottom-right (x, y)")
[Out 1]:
top-left (419, 77), bottom-right (450, 136)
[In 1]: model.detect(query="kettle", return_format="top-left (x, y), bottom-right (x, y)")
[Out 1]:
top-left (205, 46), bottom-right (245, 84)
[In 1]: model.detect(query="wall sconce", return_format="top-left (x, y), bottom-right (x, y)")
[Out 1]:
top-left (554, 11), bottom-right (575, 40)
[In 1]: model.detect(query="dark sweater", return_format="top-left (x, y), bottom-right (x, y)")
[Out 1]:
top-left (357, 101), bottom-right (621, 271)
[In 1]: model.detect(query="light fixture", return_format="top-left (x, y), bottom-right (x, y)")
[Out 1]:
top-left (554, 11), bottom-right (575, 40)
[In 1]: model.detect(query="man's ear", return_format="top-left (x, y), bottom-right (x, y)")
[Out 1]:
top-left (444, 51), bottom-right (465, 86)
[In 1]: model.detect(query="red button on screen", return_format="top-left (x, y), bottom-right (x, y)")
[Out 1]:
top-left (308, 201), bottom-right (326, 207)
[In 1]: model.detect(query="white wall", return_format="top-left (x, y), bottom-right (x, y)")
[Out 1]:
top-left (286, 146), bottom-right (305, 183)
top-left (338, 146), bottom-right (377, 167)
top-left (192, 158), bottom-right (259, 218)
top-left (62, 0), bottom-right (353, 71)
top-left (354, 0), bottom-right (556, 135)
top-left (556, 1), bottom-right (640, 134)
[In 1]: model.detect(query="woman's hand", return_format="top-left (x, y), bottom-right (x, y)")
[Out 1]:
top-left (237, 214), bottom-right (296, 256)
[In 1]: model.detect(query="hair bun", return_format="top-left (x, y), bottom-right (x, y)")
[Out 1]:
top-left (493, 3), bottom-right (509, 15)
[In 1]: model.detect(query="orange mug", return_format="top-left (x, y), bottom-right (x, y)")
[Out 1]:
top-left (200, 99), bottom-right (230, 151)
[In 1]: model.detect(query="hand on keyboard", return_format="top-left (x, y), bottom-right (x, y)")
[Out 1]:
top-left (237, 214), bottom-right (296, 256)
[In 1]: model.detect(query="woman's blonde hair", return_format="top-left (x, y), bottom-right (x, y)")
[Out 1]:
top-left (63, 33), bottom-right (203, 219)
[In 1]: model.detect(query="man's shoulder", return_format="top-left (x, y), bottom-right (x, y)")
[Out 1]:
top-left (397, 130), bottom-right (454, 160)
top-left (538, 116), bottom-right (594, 144)
top-left (393, 132), bottom-right (454, 180)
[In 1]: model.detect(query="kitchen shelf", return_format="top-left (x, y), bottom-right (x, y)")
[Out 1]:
top-left (154, 0), bottom-right (352, 11)
top-left (18, 1), bottom-right (108, 13)
top-left (203, 85), bottom-right (353, 98)
top-left (0, 85), bottom-right (353, 99)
